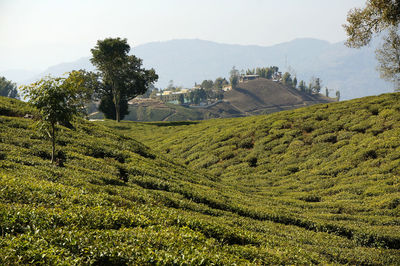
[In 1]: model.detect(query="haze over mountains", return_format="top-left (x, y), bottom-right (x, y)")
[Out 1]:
top-left (3, 38), bottom-right (392, 100)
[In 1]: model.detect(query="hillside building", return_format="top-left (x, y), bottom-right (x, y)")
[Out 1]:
top-left (222, 85), bottom-right (232, 91)
top-left (240, 74), bottom-right (259, 83)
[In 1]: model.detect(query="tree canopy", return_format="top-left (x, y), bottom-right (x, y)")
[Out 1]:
top-left (21, 71), bottom-right (93, 163)
top-left (344, 0), bottom-right (400, 88)
top-left (229, 66), bottom-right (239, 89)
top-left (0, 76), bottom-right (19, 99)
top-left (90, 37), bottom-right (158, 122)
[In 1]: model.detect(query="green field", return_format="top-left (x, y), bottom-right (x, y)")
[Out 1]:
top-left (1, 93), bottom-right (400, 264)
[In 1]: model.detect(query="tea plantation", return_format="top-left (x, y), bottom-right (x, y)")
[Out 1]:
top-left (1, 93), bottom-right (400, 264)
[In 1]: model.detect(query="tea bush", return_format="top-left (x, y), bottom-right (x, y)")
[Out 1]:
top-left (2, 94), bottom-right (400, 264)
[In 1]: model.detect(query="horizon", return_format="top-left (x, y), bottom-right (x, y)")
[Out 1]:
top-left (1, 0), bottom-right (365, 72)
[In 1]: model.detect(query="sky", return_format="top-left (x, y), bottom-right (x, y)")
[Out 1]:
top-left (0, 0), bottom-right (366, 72)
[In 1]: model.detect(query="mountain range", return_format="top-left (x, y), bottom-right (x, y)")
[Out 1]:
top-left (2, 38), bottom-right (393, 100)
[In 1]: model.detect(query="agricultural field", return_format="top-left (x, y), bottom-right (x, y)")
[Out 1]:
top-left (1, 93), bottom-right (400, 264)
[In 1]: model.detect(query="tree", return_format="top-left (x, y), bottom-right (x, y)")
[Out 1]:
top-left (293, 77), bottom-right (298, 89)
top-left (344, 1), bottom-right (400, 88)
top-left (325, 87), bottom-right (329, 97)
top-left (201, 80), bottom-right (214, 90)
top-left (214, 77), bottom-right (228, 89)
top-left (90, 37), bottom-right (158, 122)
top-left (178, 94), bottom-right (185, 105)
top-left (230, 66), bottom-right (240, 89)
top-left (314, 78), bottom-right (322, 93)
top-left (98, 92), bottom-right (129, 120)
top-left (376, 28), bottom-right (400, 86)
top-left (167, 80), bottom-right (175, 91)
top-left (309, 77), bottom-right (322, 93)
top-left (298, 80), bottom-right (306, 92)
top-left (0, 76), bottom-right (19, 99)
top-left (21, 71), bottom-right (92, 163)
top-left (282, 72), bottom-right (293, 87)
top-left (336, 90), bottom-right (341, 101)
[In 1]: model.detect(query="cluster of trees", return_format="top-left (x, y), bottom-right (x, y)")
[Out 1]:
top-left (279, 72), bottom-right (324, 95)
top-left (186, 88), bottom-right (207, 104)
top-left (245, 66), bottom-right (280, 79)
top-left (21, 38), bottom-right (158, 164)
top-left (197, 77), bottom-right (226, 101)
top-left (0, 76), bottom-right (19, 99)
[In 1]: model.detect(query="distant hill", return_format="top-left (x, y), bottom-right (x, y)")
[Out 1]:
top-left (89, 78), bottom-right (334, 122)
top-left (224, 78), bottom-right (333, 115)
top-left (9, 38), bottom-right (393, 100)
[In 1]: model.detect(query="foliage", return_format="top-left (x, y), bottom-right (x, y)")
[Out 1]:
top-left (376, 28), bottom-right (400, 88)
top-left (214, 77), bottom-right (229, 89)
top-left (344, 0), bottom-right (400, 48)
top-left (229, 66), bottom-right (239, 89)
top-left (201, 80), bottom-right (213, 90)
top-left (21, 72), bottom-right (92, 163)
top-left (90, 37), bottom-right (158, 122)
top-left (282, 72), bottom-right (293, 87)
top-left (0, 76), bottom-right (19, 99)
top-left (344, 0), bottom-right (400, 86)
top-left (245, 66), bottom-right (279, 80)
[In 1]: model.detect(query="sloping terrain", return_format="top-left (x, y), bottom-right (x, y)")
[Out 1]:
top-left (104, 92), bottom-right (400, 263)
top-left (1, 95), bottom-right (400, 264)
top-left (224, 78), bottom-right (333, 115)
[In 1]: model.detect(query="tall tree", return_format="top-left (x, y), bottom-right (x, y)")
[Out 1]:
top-left (298, 80), bottom-right (306, 92)
top-left (314, 78), bottom-right (322, 93)
top-left (336, 90), bottom-right (341, 101)
top-left (0, 76), bottom-right (19, 99)
top-left (90, 38), bottom-right (158, 122)
top-left (344, 0), bottom-right (400, 88)
top-left (229, 66), bottom-right (240, 89)
top-left (178, 94), bottom-right (185, 105)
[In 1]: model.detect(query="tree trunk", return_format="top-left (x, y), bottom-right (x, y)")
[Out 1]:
top-left (116, 103), bottom-right (120, 122)
top-left (113, 86), bottom-right (121, 122)
top-left (51, 122), bottom-right (55, 164)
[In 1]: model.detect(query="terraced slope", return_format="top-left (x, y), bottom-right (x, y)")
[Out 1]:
top-left (1, 95), bottom-right (400, 264)
top-left (103, 92), bottom-right (400, 263)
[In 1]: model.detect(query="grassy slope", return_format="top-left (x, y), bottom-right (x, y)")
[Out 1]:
top-left (1, 95), bottom-right (400, 264)
top-left (104, 92), bottom-right (400, 263)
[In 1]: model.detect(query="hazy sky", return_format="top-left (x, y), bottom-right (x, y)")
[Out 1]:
top-left (0, 0), bottom-right (366, 71)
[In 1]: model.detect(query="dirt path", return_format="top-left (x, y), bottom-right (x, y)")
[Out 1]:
top-left (162, 109), bottom-right (177, 121)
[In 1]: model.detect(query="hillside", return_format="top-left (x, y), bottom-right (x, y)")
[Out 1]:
top-left (1, 95), bottom-right (400, 264)
top-left (104, 92), bottom-right (400, 263)
top-left (12, 38), bottom-right (392, 100)
top-left (90, 79), bottom-right (332, 122)
top-left (224, 78), bottom-right (333, 115)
